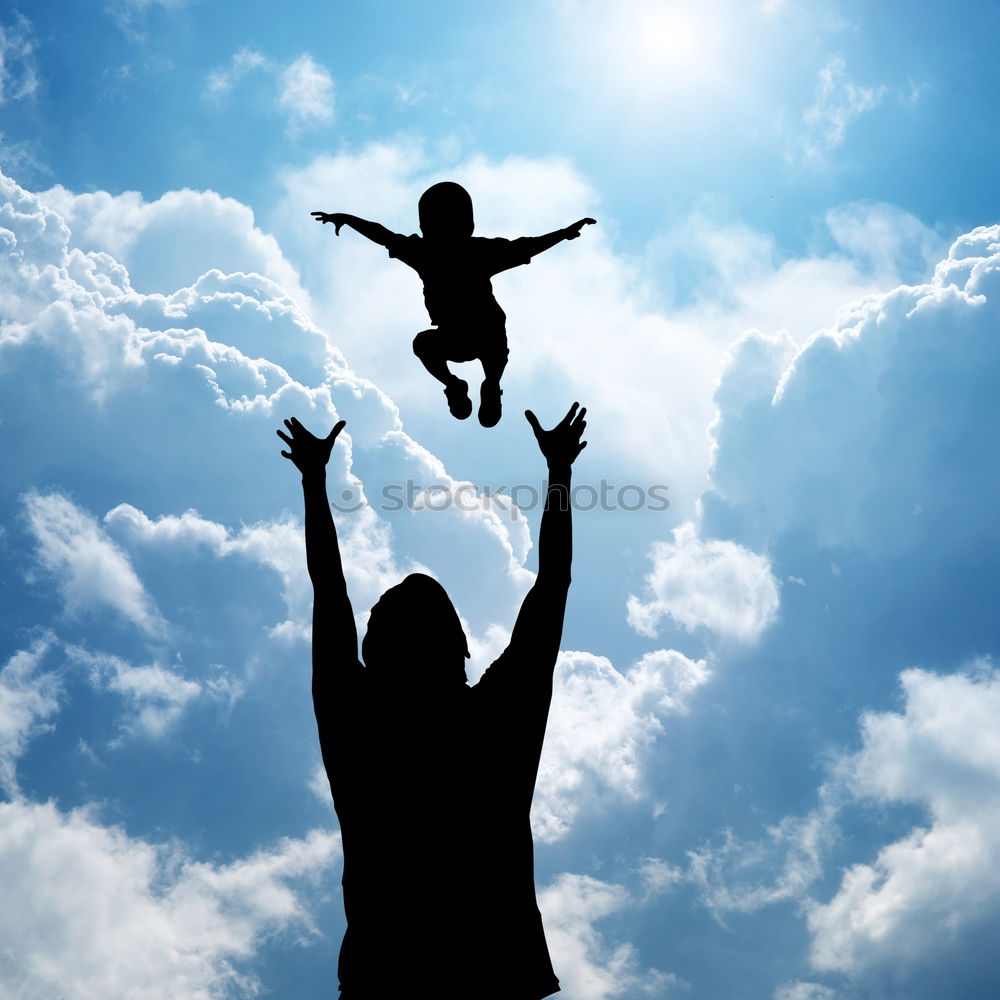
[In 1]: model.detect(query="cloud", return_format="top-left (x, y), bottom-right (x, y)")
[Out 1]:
top-left (686, 793), bottom-right (839, 918)
top-left (533, 648), bottom-right (709, 841)
top-left (1, 167), bottom-right (544, 652)
top-left (38, 179), bottom-right (309, 301)
top-left (539, 872), bottom-right (681, 999)
top-left (808, 663), bottom-right (1000, 977)
top-left (646, 216), bottom-right (1000, 992)
top-left (65, 645), bottom-right (239, 741)
top-left (105, 0), bottom-right (189, 42)
top-left (24, 492), bottom-right (166, 635)
top-left (0, 14), bottom-right (39, 104)
top-left (627, 521), bottom-right (780, 643)
top-left (205, 47), bottom-right (270, 95)
top-left (0, 636), bottom-right (60, 796)
top-left (0, 798), bottom-right (340, 998)
top-left (278, 54), bottom-right (335, 131)
top-left (774, 983), bottom-right (840, 1000)
top-left (794, 57), bottom-right (884, 164)
top-left (705, 224), bottom-right (1000, 560)
top-left (203, 49), bottom-right (334, 134)
top-left (103, 502), bottom-right (405, 642)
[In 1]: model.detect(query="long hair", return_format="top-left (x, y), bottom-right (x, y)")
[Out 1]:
top-left (361, 573), bottom-right (470, 685)
top-left (417, 182), bottom-right (475, 240)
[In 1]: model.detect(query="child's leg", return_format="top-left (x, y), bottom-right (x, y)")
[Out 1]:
top-left (413, 328), bottom-right (472, 420)
top-left (477, 343), bottom-right (509, 428)
top-left (412, 328), bottom-right (460, 387)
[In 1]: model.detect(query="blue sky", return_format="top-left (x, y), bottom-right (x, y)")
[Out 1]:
top-left (2, 1), bottom-right (1000, 998)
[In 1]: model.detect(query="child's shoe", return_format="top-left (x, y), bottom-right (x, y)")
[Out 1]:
top-left (444, 379), bottom-right (472, 420)
top-left (478, 380), bottom-right (503, 427)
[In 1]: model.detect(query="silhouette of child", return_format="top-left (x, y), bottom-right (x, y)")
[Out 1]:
top-left (312, 182), bottom-right (595, 427)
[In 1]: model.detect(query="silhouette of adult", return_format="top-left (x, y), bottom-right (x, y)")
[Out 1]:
top-left (277, 404), bottom-right (587, 999)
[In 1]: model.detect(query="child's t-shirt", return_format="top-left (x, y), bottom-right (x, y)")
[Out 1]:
top-left (385, 233), bottom-right (540, 326)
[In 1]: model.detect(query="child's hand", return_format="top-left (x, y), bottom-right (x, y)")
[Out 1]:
top-left (310, 212), bottom-right (349, 234)
top-left (564, 218), bottom-right (596, 240)
top-left (525, 404), bottom-right (588, 469)
top-left (277, 417), bottom-right (347, 474)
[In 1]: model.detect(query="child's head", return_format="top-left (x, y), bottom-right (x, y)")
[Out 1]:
top-left (418, 182), bottom-right (474, 239)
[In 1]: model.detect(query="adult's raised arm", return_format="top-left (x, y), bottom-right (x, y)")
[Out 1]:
top-left (504, 403), bottom-right (587, 669)
top-left (277, 417), bottom-right (360, 689)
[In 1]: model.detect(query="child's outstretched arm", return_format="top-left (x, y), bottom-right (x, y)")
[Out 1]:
top-left (521, 217), bottom-right (597, 258)
top-left (310, 212), bottom-right (397, 247)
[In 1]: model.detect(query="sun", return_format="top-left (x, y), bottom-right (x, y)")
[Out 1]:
top-left (611, 3), bottom-right (722, 93)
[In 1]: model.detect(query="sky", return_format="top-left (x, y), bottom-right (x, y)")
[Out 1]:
top-left (1, 1), bottom-right (1000, 998)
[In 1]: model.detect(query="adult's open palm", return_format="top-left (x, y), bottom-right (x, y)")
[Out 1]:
top-left (525, 403), bottom-right (587, 468)
top-left (277, 417), bottom-right (346, 474)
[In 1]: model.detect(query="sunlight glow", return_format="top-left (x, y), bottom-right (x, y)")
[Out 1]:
top-left (612, 3), bottom-right (722, 93)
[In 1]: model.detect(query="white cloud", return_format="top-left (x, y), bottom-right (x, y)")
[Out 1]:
top-left (533, 648), bottom-right (709, 841)
top-left (203, 49), bottom-right (334, 135)
top-left (104, 502), bottom-right (405, 642)
top-left (0, 798), bottom-right (340, 998)
top-left (706, 224), bottom-right (1000, 557)
top-left (774, 983), bottom-right (840, 1000)
top-left (38, 180), bottom-right (309, 303)
top-left (24, 491), bottom-right (166, 635)
top-left (627, 521), bottom-right (780, 643)
top-left (1, 168), bottom-right (544, 658)
top-left (205, 47), bottom-right (270, 95)
top-left (795, 56), bottom-right (885, 164)
top-left (279, 54), bottom-right (335, 130)
top-left (539, 872), bottom-right (681, 999)
top-left (0, 14), bottom-right (39, 104)
top-left (0, 636), bottom-right (60, 796)
top-left (808, 664), bottom-right (1000, 976)
top-left (687, 797), bottom-right (838, 918)
top-left (65, 645), bottom-right (234, 741)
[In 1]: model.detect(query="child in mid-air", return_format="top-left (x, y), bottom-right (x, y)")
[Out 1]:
top-left (312, 182), bottom-right (595, 427)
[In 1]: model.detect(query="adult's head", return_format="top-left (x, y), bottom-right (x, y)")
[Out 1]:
top-left (418, 182), bottom-right (475, 240)
top-left (362, 573), bottom-right (470, 687)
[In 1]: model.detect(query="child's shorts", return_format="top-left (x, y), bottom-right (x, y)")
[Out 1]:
top-left (412, 321), bottom-right (509, 366)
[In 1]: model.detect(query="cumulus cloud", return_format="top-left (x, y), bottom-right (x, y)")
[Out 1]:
top-left (705, 224), bottom-right (1000, 559)
top-left (0, 636), bottom-right (60, 796)
top-left (24, 491), bottom-right (166, 635)
top-left (0, 799), bottom-right (340, 998)
top-left (808, 663), bottom-right (1000, 977)
top-left (38, 179), bottom-right (309, 300)
top-left (1, 167), bottom-right (544, 652)
top-left (795, 56), bottom-right (885, 164)
top-left (279, 54), bottom-right (335, 130)
top-left (533, 648), bottom-right (709, 841)
top-left (539, 872), bottom-right (681, 999)
top-left (627, 521), bottom-right (780, 643)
